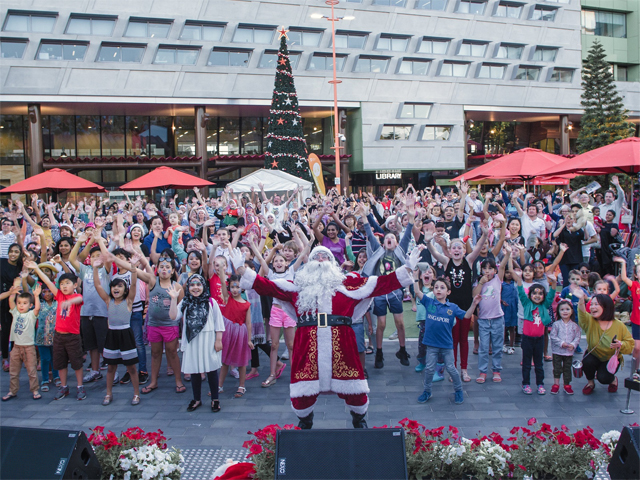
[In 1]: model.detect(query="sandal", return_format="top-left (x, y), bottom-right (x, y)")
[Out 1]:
top-left (33, 392), bottom-right (42, 400)
top-left (131, 395), bottom-right (141, 406)
top-left (175, 385), bottom-right (187, 394)
top-left (184, 374), bottom-right (191, 381)
top-left (2, 361), bottom-right (9, 372)
top-left (54, 377), bottom-right (62, 387)
top-left (218, 386), bottom-right (224, 393)
top-left (262, 375), bottom-right (277, 388)
top-left (41, 382), bottom-right (50, 392)
top-left (187, 400), bottom-right (202, 412)
top-left (275, 363), bottom-right (287, 379)
top-left (365, 346), bottom-right (374, 355)
top-left (212, 399), bottom-right (221, 412)
top-left (461, 370), bottom-right (471, 382)
top-left (102, 395), bottom-right (112, 406)
top-left (544, 355), bottom-right (553, 362)
top-left (473, 348), bottom-right (478, 355)
top-left (141, 385), bottom-right (158, 395)
top-left (234, 387), bottom-right (246, 398)
top-left (2, 393), bottom-right (17, 401)
top-left (167, 368), bottom-right (174, 376)
top-left (246, 372), bottom-right (259, 380)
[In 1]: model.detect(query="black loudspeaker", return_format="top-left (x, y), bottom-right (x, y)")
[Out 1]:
top-left (275, 428), bottom-right (407, 480)
top-left (608, 426), bottom-right (640, 480)
top-left (1, 426), bottom-right (102, 479)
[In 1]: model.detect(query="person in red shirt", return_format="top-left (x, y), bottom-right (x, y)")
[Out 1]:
top-left (617, 258), bottom-right (640, 371)
top-left (28, 261), bottom-right (85, 401)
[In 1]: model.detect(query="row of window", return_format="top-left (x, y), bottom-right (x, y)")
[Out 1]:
top-left (379, 124), bottom-right (453, 141)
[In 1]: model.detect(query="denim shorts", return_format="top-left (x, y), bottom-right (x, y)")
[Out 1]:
top-left (373, 289), bottom-right (404, 316)
top-left (632, 323), bottom-right (639, 341)
top-left (351, 322), bottom-right (366, 353)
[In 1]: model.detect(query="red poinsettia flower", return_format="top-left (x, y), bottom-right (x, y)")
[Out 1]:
top-left (527, 418), bottom-right (537, 426)
top-left (249, 443), bottom-right (263, 456)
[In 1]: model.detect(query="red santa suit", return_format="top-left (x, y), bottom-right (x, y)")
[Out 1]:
top-left (239, 263), bottom-right (413, 418)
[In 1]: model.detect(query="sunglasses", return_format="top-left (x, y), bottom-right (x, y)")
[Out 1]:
top-left (580, 270), bottom-right (589, 274)
top-left (158, 256), bottom-right (173, 264)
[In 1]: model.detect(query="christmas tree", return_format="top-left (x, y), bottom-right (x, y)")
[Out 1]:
top-left (264, 28), bottom-right (312, 182)
top-left (576, 40), bottom-right (635, 153)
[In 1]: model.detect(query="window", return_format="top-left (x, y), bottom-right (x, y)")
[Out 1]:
top-left (3, 12), bottom-right (55, 33)
top-left (259, 49), bottom-right (301, 68)
top-left (334, 31), bottom-right (368, 49)
top-left (376, 34), bottom-right (409, 52)
top-left (531, 6), bottom-right (557, 22)
top-left (421, 126), bottom-right (451, 140)
top-left (207, 48), bottom-right (251, 67)
top-left (287, 29), bottom-right (323, 47)
top-left (354, 55), bottom-right (390, 73)
top-left (478, 63), bottom-right (506, 79)
top-left (380, 125), bottom-right (412, 140)
top-left (125, 19), bottom-right (171, 38)
top-left (397, 58), bottom-right (430, 75)
top-left (515, 65), bottom-right (541, 80)
top-left (581, 10), bottom-right (626, 38)
top-left (233, 25), bottom-right (275, 44)
top-left (154, 46), bottom-right (199, 65)
top-left (549, 68), bottom-right (573, 82)
top-left (457, 0), bottom-right (486, 14)
top-left (180, 22), bottom-right (225, 41)
top-left (97, 43), bottom-right (145, 63)
top-left (66, 15), bottom-right (116, 36)
top-left (417, 37), bottom-right (449, 54)
top-left (613, 65), bottom-right (628, 82)
top-left (0, 39), bottom-right (27, 58)
top-left (494, 2), bottom-right (522, 18)
top-left (439, 61), bottom-right (469, 77)
top-left (532, 46), bottom-right (558, 61)
top-left (308, 53), bottom-right (347, 70)
top-left (495, 43), bottom-right (523, 59)
top-left (37, 41), bottom-right (87, 61)
top-left (458, 41), bottom-right (487, 57)
top-left (399, 103), bottom-right (432, 118)
top-left (372, 0), bottom-right (406, 6)
top-left (416, 0), bottom-right (447, 10)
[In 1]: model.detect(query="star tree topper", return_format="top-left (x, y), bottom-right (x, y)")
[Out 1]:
top-left (277, 26), bottom-right (289, 40)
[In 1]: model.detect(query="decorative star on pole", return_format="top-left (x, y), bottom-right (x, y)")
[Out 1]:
top-left (278, 57), bottom-right (287, 65)
top-left (277, 117), bottom-right (285, 125)
top-left (277, 26), bottom-right (289, 39)
top-left (292, 118), bottom-right (298, 126)
top-left (295, 160), bottom-right (303, 168)
top-left (284, 97), bottom-right (292, 105)
top-left (271, 159), bottom-right (279, 168)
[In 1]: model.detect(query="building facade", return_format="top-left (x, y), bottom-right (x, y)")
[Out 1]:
top-left (1, 0), bottom-right (638, 191)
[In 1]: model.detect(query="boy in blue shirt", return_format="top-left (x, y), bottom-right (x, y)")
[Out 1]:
top-left (416, 276), bottom-right (481, 405)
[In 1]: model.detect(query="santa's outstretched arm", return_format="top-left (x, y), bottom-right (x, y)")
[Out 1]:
top-left (235, 264), bottom-right (296, 304)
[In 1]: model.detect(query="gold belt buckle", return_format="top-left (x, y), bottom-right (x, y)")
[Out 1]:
top-left (317, 313), bottom-right (328, 328)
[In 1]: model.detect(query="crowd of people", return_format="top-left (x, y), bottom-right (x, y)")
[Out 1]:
top-left (0, 177), bottom-right (637, 415)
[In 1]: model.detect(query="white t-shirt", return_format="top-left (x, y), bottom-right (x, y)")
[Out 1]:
top-left (9, 308), bottom-right (37, 346)
top-left (520, 214), bottom-right (545, 246)
top-left (582, 221), bottom-right (597, 258)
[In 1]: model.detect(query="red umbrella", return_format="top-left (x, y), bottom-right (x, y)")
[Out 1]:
top-left (119, 166), bottom-right (215, 191)
top-left (1, 168), bottom-right (106, 194)
top-left (537, 137), bottom-right (640, 176)
top-left (453, 148), bottom-right (566, 182)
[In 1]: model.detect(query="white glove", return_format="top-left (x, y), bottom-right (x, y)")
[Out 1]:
top-left (229, 248), bottom-right (245, 270)
top-left (405, 247), bottom-right (421, 271)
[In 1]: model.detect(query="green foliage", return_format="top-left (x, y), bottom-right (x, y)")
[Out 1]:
top-left (264, 35), bottom-right (312, 182)
top-left (577, 40), bottom-right (635, 154)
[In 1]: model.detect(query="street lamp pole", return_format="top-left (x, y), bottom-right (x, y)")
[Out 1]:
top-left (326, 0), bottom-right (342, 189)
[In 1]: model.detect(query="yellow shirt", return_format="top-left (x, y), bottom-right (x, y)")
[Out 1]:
top-left (578, 310), bottom-right (633, 363)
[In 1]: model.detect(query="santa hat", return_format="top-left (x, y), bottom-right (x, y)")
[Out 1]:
top-left (308, 246), bottom-right (336, 263)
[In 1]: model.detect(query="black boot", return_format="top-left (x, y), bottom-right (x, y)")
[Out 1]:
top-left (396, 347), bottom-right (410, 366)
top-left (374, 349), bottom-right (384, 369)
top-left (351, 411), bottom-right (368, 428)
top-left (297, 412), bottom-right (314, 430)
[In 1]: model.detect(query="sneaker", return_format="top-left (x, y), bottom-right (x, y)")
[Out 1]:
top-left (432, 371), bottom-right (445, 382)
top-left (454, 390), bottom-right (464, 404)
top-left (415, 362), bottom-right (426, 373)
top-left (374, 349), bottom-right (384, 369)
top-left (575, 345), bottom-right (583, 354)
top-left (522, 385), bottom-right (533, 395)
top-left (280, 350), bottom-right (290, 361)
top-left (138, 371), bottom-right (149, 385)
top-left (83, 371), bottom-right (103, 383)
top-left (417, 390), bottom-right (432, 403)
top-left (563, 385), bottom-right (574, 395)
top-left (550, 384), bottom-right (560, 395)
top-left (76, 386), bottom-right (87, 401)
top-left (389, 330), bottom-right (399, 340)
top-left (396, 348), bottom-right (410, 366)
top-left (112, 372), bottom-right (120, 386)
top-left (502, 345), bottom-right (509, 353)
top-left (492, 372), bottom-right (502, 383)
top-left (54, 385), bottom-right (70, 400)
top-left (507, 347), bottom-right (515, 355)
top-left (120, 372), bottom-right (131, 385)
top-left (100, 359), bottom-right (108, 370)
top-left (230, 368), bottom-right (239, 379)
top-left (537, 385), bottom-right (546, 395)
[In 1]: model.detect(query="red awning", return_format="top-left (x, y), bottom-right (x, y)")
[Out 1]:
top-left (2, 168), bottom-right (106, 194)
top-left (44, 156), bottom-right (201, 165)
top-left (119, 166), bottom-right (214, 191)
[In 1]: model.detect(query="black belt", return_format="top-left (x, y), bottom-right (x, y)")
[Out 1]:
top-left (297, 313), bottom-right (352, 328)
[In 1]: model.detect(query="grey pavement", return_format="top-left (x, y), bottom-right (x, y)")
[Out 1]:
top-left (1, 338), bottom-right (638, 452)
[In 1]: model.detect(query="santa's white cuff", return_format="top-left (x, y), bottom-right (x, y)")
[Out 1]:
top-left (239, 268), bottom-right (257, 291)
top-left (396, 265), bottom-right (414, 287)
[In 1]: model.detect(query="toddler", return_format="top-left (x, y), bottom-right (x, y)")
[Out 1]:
top-left (549, 299), bottom-right (581, 394)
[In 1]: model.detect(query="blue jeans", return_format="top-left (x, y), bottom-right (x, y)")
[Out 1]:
top-left (477, 317), bottom-right (505, 374)
top-left (38, 346), bottom-right (58, 382)
top-left (522, 335), bottom-right (544, 386)
top-left (423, 347), bottom-right (462, 393)
top-left (130, 311), bottom-right (147, 373)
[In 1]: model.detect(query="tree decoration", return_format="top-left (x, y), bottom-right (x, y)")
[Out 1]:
top-left (577, 40), bottom-right (635, 153)
top-left (264, 28), bottom-right (312, 182)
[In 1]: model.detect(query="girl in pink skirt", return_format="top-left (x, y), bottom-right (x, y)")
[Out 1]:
top-left (219, 275), bottom-right (253, 397)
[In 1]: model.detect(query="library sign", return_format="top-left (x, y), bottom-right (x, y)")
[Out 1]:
top-left (375, 170), bottom-right (402, 180)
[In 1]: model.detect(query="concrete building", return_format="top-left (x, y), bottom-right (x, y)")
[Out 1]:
top-left (1, 0), bottom-right (638, 192)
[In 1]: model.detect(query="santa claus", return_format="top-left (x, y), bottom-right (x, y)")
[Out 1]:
top-left (232, 245), bottom-right (420, 429)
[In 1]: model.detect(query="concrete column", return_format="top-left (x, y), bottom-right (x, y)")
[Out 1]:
top-left (559, 115), bottom-right (569, 156)
top-left (194, 106), bottom-right (208, 179)
top-left (27, 104), bottom-right (43, 176)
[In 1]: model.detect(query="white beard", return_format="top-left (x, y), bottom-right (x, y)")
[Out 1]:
top-left (294, 260), bottom-right (346, 315)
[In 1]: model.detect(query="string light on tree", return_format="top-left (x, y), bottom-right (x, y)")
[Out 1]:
top-left (264, 26), bottom-right (312, 182)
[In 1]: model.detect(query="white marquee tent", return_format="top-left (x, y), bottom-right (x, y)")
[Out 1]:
top-left (227, 169), bottom-right (314, 199)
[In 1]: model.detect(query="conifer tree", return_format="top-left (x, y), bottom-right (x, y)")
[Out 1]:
top-left (577, 40), bottom-right (635, 153)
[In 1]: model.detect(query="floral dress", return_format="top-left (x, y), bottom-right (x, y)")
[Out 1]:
top-left (35, 301), bottom-right (57, 347)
